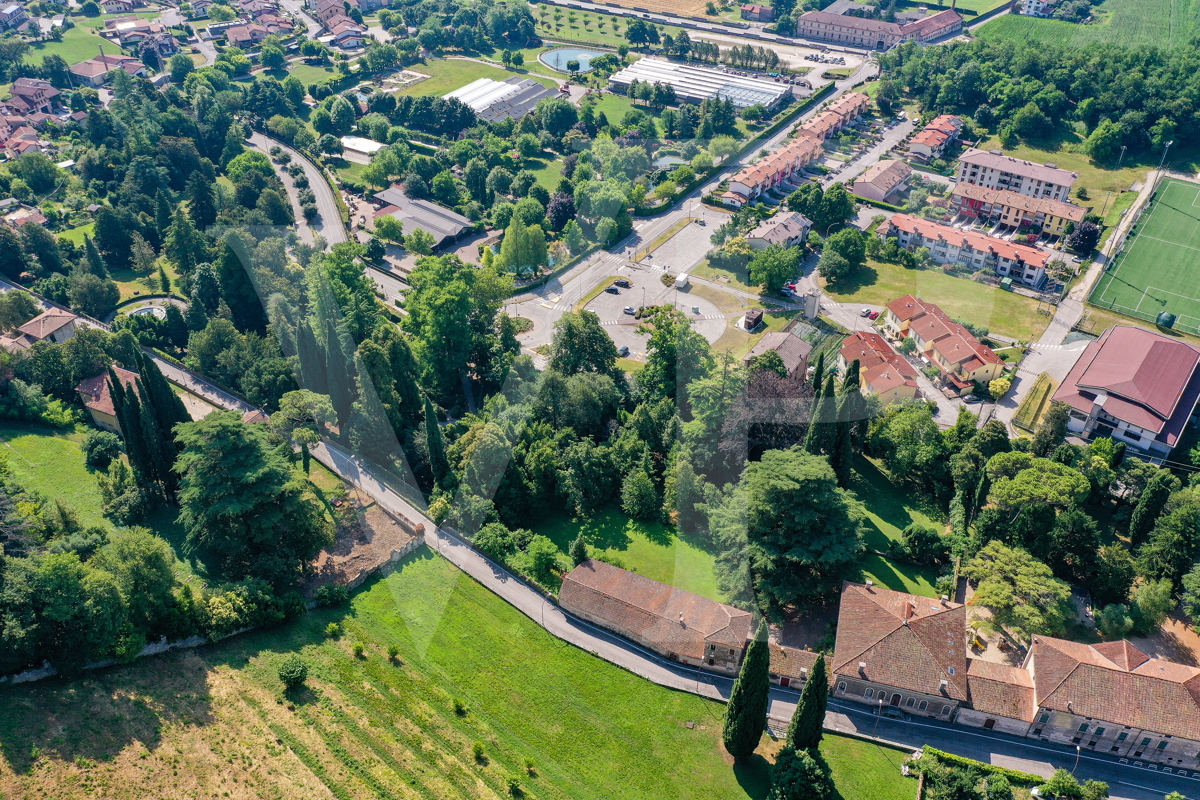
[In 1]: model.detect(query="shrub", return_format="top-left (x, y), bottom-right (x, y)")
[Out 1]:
top-left (386, 644), bottom-right (399, 661)
top-left (82, 430), bottom-right (122, 469)
top-left (277, 654), bottom-right (308, 689)
top-left (315, 584), bottom-right (349, 607)
top-left (352, 641), bottom-right (365, 658)
top-left (324, 622), bottom-right (340, 638)
top-left (506, 775), bottom-right (522, 796)
top-left (522, 757), bottom-right (535, 775)
top-left (472, 740), bottom-right (486, 762)
top-left (453, 697), bottom-right (467, 716)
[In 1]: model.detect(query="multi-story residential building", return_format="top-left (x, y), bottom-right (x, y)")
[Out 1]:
top-left (838, 330), bottom-right (919, 404)
top-left (746, 211), bottom-right (811, 249)
top-left (883, 213), bottom-right (1055, 289)
top-left (852, 158), bottom-right (911, 203)
top-left (883, 292), bottom-right (1005, 395)
top-left (0, 2), bottom-right (28, 31)
top-left (7, 78), bottom-right (59, 115)
top-left (955, 148), bottom-right (1078, 202)
top-left (908, 114), bottom-right (962, 161)
top-left (1051, 325), bottom-right (1200, 459)
top-left (795, 8), bottom-right (961, 49)
top-left (950, 183), bottom-right (1086, 238)
top-left (722, 131), bottom-right (822, 206)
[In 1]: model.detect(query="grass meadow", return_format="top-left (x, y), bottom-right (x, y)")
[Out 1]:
top-left (0, 553), bottom-right (918, 800)
top-left (978, 0), bottom-right (1193, 49)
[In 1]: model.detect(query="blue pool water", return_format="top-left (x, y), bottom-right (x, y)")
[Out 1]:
top-left (540, 47), bottom-right (604, 73)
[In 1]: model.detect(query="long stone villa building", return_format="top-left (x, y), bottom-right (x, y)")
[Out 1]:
top-left (559, 565), bottom-right (1200, 769)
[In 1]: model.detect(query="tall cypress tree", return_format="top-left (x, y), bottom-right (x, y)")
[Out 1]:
top-left (424, 396), bottom-right (450, 490)
top-left (831, 392), bottom-right (854, 487)
top-left (82, 235), bottom-right (109, 278)
top-left (186, 172), bottom-right (217, 231)
top-left (803, 374), bottom-right (837, 456)
top-left (802, 378), bottom-right (823, 455)
top-left (297, 319), bottom-right (328, 395)
top-left (137, 350), bottom-right (191, 437)
top-left (723, 620), bottom-right (771, 760)
top-left (810, 350), bottom-right (825, 391)
top-left (785, 654), bottom-right (828, 751)
top-left (155, 189), bottom-right (173, 243)
top-left (109, 368), bottom-right (152, 484)
top-left (185, 290), bottom-right (209, 332)
top-left (325, 318), bottom-right (354, 430)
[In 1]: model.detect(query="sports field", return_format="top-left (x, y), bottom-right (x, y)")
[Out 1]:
top-left (1090, 178), bottom-right (1200, 334)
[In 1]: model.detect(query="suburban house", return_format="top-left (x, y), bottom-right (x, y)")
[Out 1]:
top-left (1019, 0), bottom-right (1057, 15)
top-left (740, 3), bottom-right (773, 21)
top-left (852, 158), bottom-right (912, 203)
top-left (191, 0), bottom-right (214, 15)
top-left (100, 0), bottom-right (138, 14)
top-left (224, 23), bottom-right (269, 46)
top-left (559, 559), bottom-right (753, 675)
top-left (8, 78), bottom-right (59, 115)
top-left (0, 2), bottom-right (28, 31)
top-left (723, 131), bottom-right (823, 206)
top-left (882, 213), bottom-right (1056, 289)
top-left (838, 330), bottom-right (919, 404)
top-left (0, 307), bottom-right (80, 352)
top-left (372, 185), bottom-right (472, 249)
top-left (75, 366), bottom-right (139, 434)
top-left (1051, 325), bottom-right (1200, 459)
top-left (794, 8), bottom-right (961, 49)
top-left (742, 329), bottom-right (813, 381)
top-left (746, 211), bottom-right (811, 250)
top-left (882, 293), bottom-right (1004, 396)
top-left (824, 91), bottom-right (871, 124)
top-left (908, 114), bottom-right (963, 161)
top-left (955, 149), bottom-right (1078, 202)
top-left (950, 183), bottom-right (1086, 238)
top-left (70, 54), bottom-right (147, 87)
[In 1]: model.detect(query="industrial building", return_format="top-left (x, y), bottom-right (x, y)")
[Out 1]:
top-left (607, 58), bottom-right (791, 111)
top-left (372, 186), bottom-right (472, 249)
top-left (445, 76), bottom-right (557, 123)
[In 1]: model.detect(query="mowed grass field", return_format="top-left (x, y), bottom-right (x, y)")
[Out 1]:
top-left (532, 506), bottom-right (722, 600)
top-left (0, 422), bottom-right (109, 529)
top-left (401, 58), bottom-right (557, 96)
top-left (24, 26), bottom-right (127, 66)
top-left (1089, 178), bottom-right (1200, 334)
top-left (0, 553), bottom-right (918, 800)
top-left (822, 257), bottom-right (1052, 341)
top-left (978, 0), bottom-right (1193, 49)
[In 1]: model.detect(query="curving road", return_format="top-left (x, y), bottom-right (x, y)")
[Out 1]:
top-left (248, 131), bottom-right (348, 248)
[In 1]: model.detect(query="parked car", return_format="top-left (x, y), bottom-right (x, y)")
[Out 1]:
top-left (623, 306), bottom-right (635, 315)
top-left (618, 345), bottom-right (630, 357)
top-left (867, 310), bottom-right (879, 320)
top-left (860, 307), bottom-right (871, 317)
top-left (881, 706), bottom-right (907, 720)
top-left (605, 287), bottom-right (620, 295)
top-left (614, 279), bottom-right (631, 288)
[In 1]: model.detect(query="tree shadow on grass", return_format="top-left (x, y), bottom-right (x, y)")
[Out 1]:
top-left (733, 752), bottom-right (773, 800)
top-left (849, 455), bottom-right (942, 551)
top-left (823, 262), bottom-right (879, 297)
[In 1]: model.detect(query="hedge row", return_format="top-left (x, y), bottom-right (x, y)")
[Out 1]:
top-left (921, 747), bottom-right (1045, 786)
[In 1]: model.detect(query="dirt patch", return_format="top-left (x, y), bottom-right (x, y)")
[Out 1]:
top-left (302, 488), bottom-right (422, 598)
top-left (1129, 611), bottom-right (1200, 666)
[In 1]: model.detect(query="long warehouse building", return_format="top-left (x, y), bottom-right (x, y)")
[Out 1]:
top-left (445, 76), bottom-right (556, 122)
top-left (607, 58), bottom-right (791, 111)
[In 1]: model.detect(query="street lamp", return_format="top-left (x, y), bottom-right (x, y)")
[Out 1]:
top-left (871, 696), bottom-right (884, 739)
top-left (1072, 744), bottom-right (1081, 775)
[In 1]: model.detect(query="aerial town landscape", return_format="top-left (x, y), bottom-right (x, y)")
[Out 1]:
top-left (3, 0), bottom-right (1200, 798)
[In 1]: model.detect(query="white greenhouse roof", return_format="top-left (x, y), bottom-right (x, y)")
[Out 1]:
top-left (607, 58), bottom-right (790, 110)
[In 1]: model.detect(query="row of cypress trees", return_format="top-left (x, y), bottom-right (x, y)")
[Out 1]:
top-left (802, 351), bottom-right (866, 488)
top-left (108, 350), bottom-right (192, 499)
top-left (723, 621), bottom-right (832, 800)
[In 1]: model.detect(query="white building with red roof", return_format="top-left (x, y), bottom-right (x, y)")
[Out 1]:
top-left (838, 330), bottom-right (919, 404)
top-left (1051, 325), bottom-right (1200, 458)
top-left (908, 114), bottom-right (962, 161)
top-left (955, 148), bottom-right (1078, 202)
top-left (883, 213), bottom-right (1056, 289)
top-left (882, 293), bottom-right (1004, 395)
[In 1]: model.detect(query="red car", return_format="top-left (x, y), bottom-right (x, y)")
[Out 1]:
top-left (867, 310), bottom-right (880, 320)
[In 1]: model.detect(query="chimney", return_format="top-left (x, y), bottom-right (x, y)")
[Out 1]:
top-left (678, 612), bottom-right (685, 626)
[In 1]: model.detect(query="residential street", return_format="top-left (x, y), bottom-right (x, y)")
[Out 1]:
top-left (822, 117), bottom-right (916, 189)
top-left (248, 131), bottom-right (348, 248)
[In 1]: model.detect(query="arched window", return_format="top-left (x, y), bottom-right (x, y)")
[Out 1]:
top-left (864, 688), bottom-right (874, 699)
top-left (837, 682), bottom-right (847, 693)
top-left (918, 700), bottom-right (928, 712)
top-left (906, 697), bottom-right (915, 709)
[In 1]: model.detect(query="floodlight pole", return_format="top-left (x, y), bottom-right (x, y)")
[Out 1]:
top-left (1157, 140), bottom-right (1174, 176)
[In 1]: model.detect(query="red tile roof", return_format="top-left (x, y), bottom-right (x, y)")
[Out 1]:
top-left (75, 365), bottom-right (139, 418)
top-left (958, 148), bottom-right (1078, 187)
top-left (1051, 326), bottom-right (1200, 441)
top-left (18, 308), bottom-right (76, 339)
top-left (840, 331), bottom-right (918, 395)
top-left (833, 582), bottom-right (968, 701)
top-left (951, 182), bottom-right (1086, 223)
top-left (887, 213), bottom-right (1053, 268)
top-left (559, 559), bottom-right (753, 661)
top-left (966, 658), bottom-right (1035, 721)
top-left (770, 644), bottom-right (821, 682)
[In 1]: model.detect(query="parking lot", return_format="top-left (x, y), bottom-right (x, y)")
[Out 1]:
top-left (582, 266), bottom-right (727, 360)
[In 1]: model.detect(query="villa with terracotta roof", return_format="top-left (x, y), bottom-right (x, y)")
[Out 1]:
top-left (883, 213), bottom-right (1056, 289)
top-left (882, 294), bottom-right (1004, 395)
top-left (795, 8), bottom-right (961, 49)
top-left (837, 330), bottom-right (918, 404)
top-left (956, 148), bottom-right (1078, 202)
top-left (559, 559), bottom-right (754, 674)
top-left (1, 308), bottom-right (79, 352)
top-left (853, 158), bottom-right (912, 202)
top-left (951, 183), bottom-right (1085, 238)
top-left (75, 366), bottom-right (140, 433)
top-left (908, 114), bottom-right (962, 161)
top-left (1051, 326), bottom-right (1200, 458)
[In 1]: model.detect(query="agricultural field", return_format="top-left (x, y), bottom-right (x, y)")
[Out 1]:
top-left (0, 554), bottom-right (919, 800)
top-left (1089, 178), bottom-right (1200, 334)
top-left (978, 0), bottom-right (1196, 49)
top-left (821, 257), bottom-right (1052, 341)
top-left (399, 58), bottom-right (557, 96)
top-left (533, 7), bottom-right (686, 49)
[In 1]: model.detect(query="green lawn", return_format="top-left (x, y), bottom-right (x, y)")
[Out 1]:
top-left (0, 553), bottom-right (917, 800)
top-left (525, 155), bottom-right (564, 190)
top-left (858, 552), bottom-right (941, 598)
top-left (260, 63), bottom-right (340, 86)
top-left (693, 259), bottom-right (761, 295)
top-left (1101, 190), bottom-right (1138, 229)
top-left (536, 9), bottom-right (685, 49)
top-left (24, 26), bottom-right (126, 66)
top-left (821, 257), bottom-right (1052, 341)
top-left (402, 58), bottom-right (557, 96)
top-left (0, 422), bottom-right (108, 529)
top-left (532, 506), bottom-right (721, 601)
top-left (978, 0), bottom-right (1190, 49)
top-left (75, 11), bottom-right (161, 29)
top-left (850, 456), bottom-right (944, 553)
top-left (56, 221), bottom-right (94, 245)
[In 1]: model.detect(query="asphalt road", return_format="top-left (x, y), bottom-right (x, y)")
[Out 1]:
top-left (248, 131), bottom-right (348, 248)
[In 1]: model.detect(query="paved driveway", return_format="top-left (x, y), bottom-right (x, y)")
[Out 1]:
top-left (992, 340), bottom-right (1089, 433)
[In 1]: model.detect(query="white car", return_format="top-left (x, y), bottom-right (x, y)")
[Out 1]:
top-left (860, 308), bottom-right (871, 317)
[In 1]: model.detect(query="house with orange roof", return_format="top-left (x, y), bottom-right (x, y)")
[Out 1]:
top-left (724, 131), bottom-right (823, 207)
top-left (882, 293), bottom-right (1004, 395)
top-left (798, 110), bottom-right (846, 141)
top-left (837, 330), bottom-right (919, 404)
top-left (908, 114), bottom-right (962, 161)
top-left (75, 366), bottom-right (140, 433)
top-left (883, 213), bottom-right (1057, 289)
top-left (950, 182), bottom-right (1085, 238)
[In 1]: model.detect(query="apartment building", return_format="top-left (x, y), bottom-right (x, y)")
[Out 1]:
top-left (882, 292), bottom-right (1004, 395)
top-left (955, 148), bottom-right (1078, 202)
top-left (722, 131), bottom-right (823, 206)
top-left (838, 330), bottom-right (919, 404)
top-left (950, 183), bottom-right (1086, 238)
top-left (883, 213), bottom-right (1055, 289)
top-left (908, 114), bottom-right (962, 161)
top-left (795, 8), bottom-right (961, 49)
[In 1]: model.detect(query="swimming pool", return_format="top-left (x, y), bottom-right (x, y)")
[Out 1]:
top-left (540, 47), bottom-right (604, 73)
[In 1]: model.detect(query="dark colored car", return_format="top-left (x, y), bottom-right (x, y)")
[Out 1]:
top-left (614, 279), bottom-right (632, 288)
top-left (605, 287), bottom-right (620, 295)
top-left (618, 346), bottom-right (630, 357)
